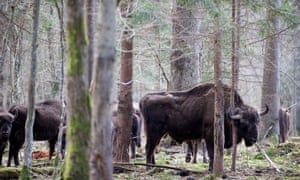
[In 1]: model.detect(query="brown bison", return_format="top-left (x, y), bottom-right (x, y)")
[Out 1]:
top-left (0, 109), bottom-right (14, 165)
top-left (279, 108), bottom-right (290, 143)
top-left (7, 99), bottom-right (65, 166)
top-left (139, 83), bottom-right (268, 171)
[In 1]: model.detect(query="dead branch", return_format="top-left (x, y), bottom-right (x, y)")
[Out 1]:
top-left (255, 143), bottom-right (281, 173)
top-left (113, 162), bottom-right (204, 175)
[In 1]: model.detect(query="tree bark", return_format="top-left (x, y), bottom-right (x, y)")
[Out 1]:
top-left (259, 0), bottom-right (281, 141)
top-left (20, 0), bottom-right (40, 179)
top-left (213, 0), bottom-right (224, 173)
top-left (86, 0), bottom-right (97, 85)
top-left (113, 0), bottom-right (134, 162)
top-left (230, 0), bottom-right (240, 172)
top-left (294, 0), bottom-right (300, 135)
top-left (64, 0), bottom-right (90, 179)
top-left (170, 0), bottom-right (201, 91)
top-left (89, 0), bottom-right (115, 179)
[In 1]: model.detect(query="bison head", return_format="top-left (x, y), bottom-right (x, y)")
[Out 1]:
top-left (229, 104), bottom-right (268, 146)
top-left (8, 105), bottom-right (28, 126)
top-left (0, 112), bottom-right (14, 140)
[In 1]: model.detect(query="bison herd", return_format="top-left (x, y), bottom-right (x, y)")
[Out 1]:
top-left (0, 82), bottom-right (291, 172)
top-left (0, 99), bottom-right (66, 167)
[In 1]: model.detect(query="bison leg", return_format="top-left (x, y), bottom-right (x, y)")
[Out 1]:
top-left (49, 139), bottom-right (56, 160)
top-left (130, 138), bottom-right (136, 159)
top-left (201, 140), bottom-right (207, 163)
top-left (206, 141), bottom-right (214, 172)
top-left (0, 143), bottom-right (6, 165)
top-left (7, 143), bottom-right (22, 167)
top-left (145, 132), bottom-right (165, 169)
top-left (192, 141), bottom-right (198, 163)
top-left (185, 141), bottom-right (193, 163)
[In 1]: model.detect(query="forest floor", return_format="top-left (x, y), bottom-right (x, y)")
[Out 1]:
top-left (113, 137), bottom-right (300, 180)
top-left (0, 138), bottom-right (300, 179)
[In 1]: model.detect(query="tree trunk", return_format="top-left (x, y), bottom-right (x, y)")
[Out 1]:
top-left (89, 0), bottom-right (115, 179)
top-left (112, 0), bottom-right (134, 162)
top-left (86, 0), bottom-right (97, 85)
top-left (295, 1), bottom-right (300, 135)
top-left (170, 0), bottom-right (201, 91)
top-left (259, 0), bottom-right (281, 141)
top-left (213, 0), bottom-right (224, 173)
top-left (230, 0), bottom-right (240, 172)
top-left (20, 0), bottom-right (40, 179)
top-left (64, 0), bottom-right (90, 179)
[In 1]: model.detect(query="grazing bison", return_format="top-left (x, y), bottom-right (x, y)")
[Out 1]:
top-left (279, 108), bottom-right (290, 143)
top-left (7, 99), bottom-right (65, 166)
top-left (0, 110), bottom-right (14, 165)
top-left (139, 83), bottom-right (268, 171)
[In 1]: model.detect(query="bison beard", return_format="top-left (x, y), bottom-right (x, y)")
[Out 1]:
top-left (139, 83), bottom-right (268, 171)
top-left (7, 99), bottom-right (65, 167)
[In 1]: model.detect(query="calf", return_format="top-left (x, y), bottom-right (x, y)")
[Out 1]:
top-left (7, 99), bottom-right (65, 166)
top-left (0, 110), bottom-right (14, 165)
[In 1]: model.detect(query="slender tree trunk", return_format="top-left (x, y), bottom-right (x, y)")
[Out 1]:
top-left (54, 0), bottom-right (66, 161)
top-left (20, 0), bottom-right (40, 179)
top-left (259, 0), bottom-right (281, 141)
top-left (213, 1), bottom-right (224, 174)
top-left (170, 0), bottom-right (201, 91)
top-left (230, 0), bottom-right (240, 172)
top-left (90, 1), bottom-right (115, 179)
top-left (64, 0), bottom-right (90, 179)
top-left (112, 0), bottom-right (134, 162)
top-left (53, 1), bottom-right (66, 178)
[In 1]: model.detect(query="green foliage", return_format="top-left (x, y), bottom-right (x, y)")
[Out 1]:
top-left (130, 0), bottom-right (160, 25)
top-left (177, 0), bottom-right (201, 6)
top-left (202, 0), bottom-right (222, 17)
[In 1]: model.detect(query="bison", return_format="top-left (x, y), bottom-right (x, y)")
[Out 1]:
top-left (279, 108), bottom-right (290, 143)
top-left (7, 99), bottom-right (65, 166)
top-left (0, 109), bottom-right (14, 165)
top-left (139, 83), bottom-right (268, 171)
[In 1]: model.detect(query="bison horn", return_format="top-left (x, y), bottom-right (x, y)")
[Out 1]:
top-left (259, 104), bottom-right (269, 116)
top-left (228, 107), bottom-right (242, 120)
top-left (230, 114), bottom-right (241, 120)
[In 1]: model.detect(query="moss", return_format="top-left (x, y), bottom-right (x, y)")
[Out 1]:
top-left (63, 94), bottom-right (91, 180)
top-left (66, 15), bottom-right (88, 76)
top-left (0, 167), bottom-right (20, 179)
top-left (19, 166), bottom-right (31, 180)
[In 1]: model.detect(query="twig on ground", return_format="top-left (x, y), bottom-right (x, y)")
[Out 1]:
top-left (113, 162), bottom-right (204, 175)
top-left (255, 143), bottom-right (281, 173)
